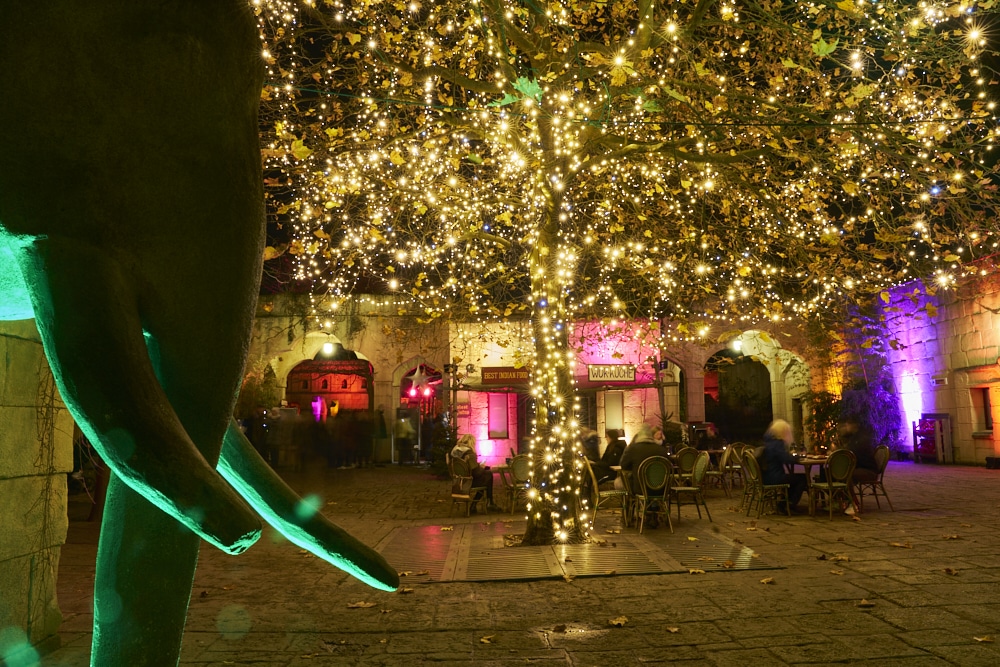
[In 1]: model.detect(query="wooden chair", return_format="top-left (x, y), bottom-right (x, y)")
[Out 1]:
top-left (673, 447), bottom-right (699, 483)
top-left (703, 445), bottom-right (735, 497)
top-left (854, 445), bottom-right (894, 512)
top-left (742, 451), bottom-right (790, 517)
top-left (634, 456), bottom-right (673, 533)
top-left (503, 454), bottom-right (533, 513)
top-left (448, 453), bottom-right (487, 516)
top-left (669, 451), bottom-right (713, 522)
top-left (582, 456), bottom-right (630, 525)
top-left (809, 449), bottom-right (856, 519)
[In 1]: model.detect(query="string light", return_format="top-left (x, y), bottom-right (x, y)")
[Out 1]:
top-left (254, 0), bottom-right (1000, 541)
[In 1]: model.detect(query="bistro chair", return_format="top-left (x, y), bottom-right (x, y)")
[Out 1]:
top-left (741, 451), bottom-right (790, 517)
top-left (703, 445), bottom-right (735, 497)
top-left (504, 454), bottom-right (533, 513)
top-left (448, 453), bottom-right (488, 517)
top-left (854, 445), bottom-right (894, 512)
top-left (809, 449), bottom-right (856, 519)
top-left (669, 451), bottom-right (713, 522)
top-left (634, 456), bottom-right (673, 533)
top-left (673, 447), bottom-right (699, 483)
top-left (582, 456), bottom-right (630, 526)
top-left (725, 442), bottom-right (747, 489)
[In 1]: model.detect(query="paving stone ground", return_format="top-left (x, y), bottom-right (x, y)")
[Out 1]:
top-left (41, 459), bottom-right (1000, 666)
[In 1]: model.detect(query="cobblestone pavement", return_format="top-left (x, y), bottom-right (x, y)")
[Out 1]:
top-left (42, 459), bottom-right (1000, 666)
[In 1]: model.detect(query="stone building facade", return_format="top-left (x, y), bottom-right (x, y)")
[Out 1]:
top-left (885, 271), bottom-right (1000, 465)
top-left (0, 321), bottom-right (73, 660)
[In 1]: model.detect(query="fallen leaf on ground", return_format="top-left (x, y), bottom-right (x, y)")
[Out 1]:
top-left (890, 541), bottom-right (913, 549)
top-left (552, 624), bottom-right (567, 633)
top-left (398, 588), bottom-right (414, 595)
top-left (689, 569), bottom-right (706, 575)
top-left (857, 599), bottom-right (876, 608)
top-left (760, 577), bottom-right (775, 585)
top-left (479, 635), bottom-right (495, 644)
top-left (973, 636), bottom-right (994, 643)
top-left (943, 568), bottom-right (959, 576)
top-left (830, 570), bottom-right (844, 576)
top-left (666, 627), bottom-right (680, 633)
top-left (347, 601), bottom-right (377, 609)
top-left (609, 616), bottom-right (628, 627)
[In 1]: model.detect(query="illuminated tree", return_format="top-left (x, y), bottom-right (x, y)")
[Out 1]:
top-left (255, 0), bottom-right (999, 543)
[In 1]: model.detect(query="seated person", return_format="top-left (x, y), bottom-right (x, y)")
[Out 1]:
top-left (615, 424), bottom-right (668, 490)
top-left (760, 419), bottom-right (808, 512)
top-left (580, 429), bottom-right (601, 462)
top-left (591, 428), bottom-right (627, 482)
top-left (451, 434), bottom-right (497, 509)
top-left (837, 419), bottom-right (879, 483)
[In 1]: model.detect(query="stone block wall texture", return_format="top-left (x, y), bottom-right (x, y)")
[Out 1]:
top-left (885, 272), bottom-right (1000, 464)
top-left (0, 320), bottom-right (73, 659)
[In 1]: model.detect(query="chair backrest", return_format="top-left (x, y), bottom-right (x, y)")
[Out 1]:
top-left (726, 445), bottom-right (743, 468)
top-left (636, 456), bottom-right (672, 497)
top-left (826, 449), bottom-right (856, 483)
top-left (874, 445), bottom-right (890, 478)
top-left (716, 445), bottom-right (733, 470)
top-left (741, 449), bottom-right (761, 486)
top-left (581, 456), bottom-right (601, 511)
top-left (510, 454), bottom-right (532, 485)
top-left (675, 447), bottom-right (698, 474)
top-left (691, 451), bottom-right (711, 485)
top-left (452, 455), bottom-right (472, 478)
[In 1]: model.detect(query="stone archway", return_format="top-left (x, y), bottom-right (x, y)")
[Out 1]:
top-left (704, 347), bottom-right (773, 443)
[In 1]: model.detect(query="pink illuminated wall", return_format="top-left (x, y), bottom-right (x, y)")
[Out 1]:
top-left (881, 282), bottom-right (944, 454)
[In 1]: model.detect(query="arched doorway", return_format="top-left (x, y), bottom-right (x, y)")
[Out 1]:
top-left (704, 348), bottom-right (773, 443)
top-left (285, 343), bottom-right (374, 421)
top-left (392, 363), bottom-right (443, 463)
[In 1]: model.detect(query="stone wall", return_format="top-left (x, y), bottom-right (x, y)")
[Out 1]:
top-left (884, 272), bottom-right (1000, 464)
top-left (0, 320), bottom-right (73, 659)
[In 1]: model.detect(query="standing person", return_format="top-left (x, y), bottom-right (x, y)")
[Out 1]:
top-left (451, 434), bottom-right (499, 510)
top-left (760, 419), bottom-right (808, 513)
top-left (394, 415), bottom-right (416, 464)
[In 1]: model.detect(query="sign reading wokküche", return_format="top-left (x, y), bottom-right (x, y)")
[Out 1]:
top-left (481, 366), bottom-right (530, 384)
top-left (587, 364), bottom-right (636, 383)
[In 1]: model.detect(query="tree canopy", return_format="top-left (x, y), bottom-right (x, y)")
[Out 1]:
top-left (255, 0), bottom-right (999, 541)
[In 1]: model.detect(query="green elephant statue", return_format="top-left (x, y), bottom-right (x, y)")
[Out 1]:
top-left (0, 2), bottom-right (398, 665)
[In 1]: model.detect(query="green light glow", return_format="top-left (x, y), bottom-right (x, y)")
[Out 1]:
top-left (219, 420), bottom-right (400, 592)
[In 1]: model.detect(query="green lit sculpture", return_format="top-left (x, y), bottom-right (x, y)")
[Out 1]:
top-left (0, 3), bottom-right (397, 664)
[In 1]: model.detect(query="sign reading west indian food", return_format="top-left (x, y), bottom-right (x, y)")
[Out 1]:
top-left (481, 366), bottom-right (530, 384)
top-left (587, 364), bottom-right (636, 383)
